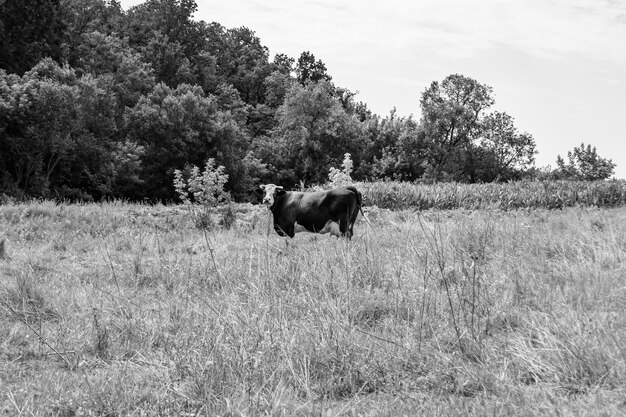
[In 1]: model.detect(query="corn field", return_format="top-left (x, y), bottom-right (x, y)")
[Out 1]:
top-left (357, 180), bottom-right (626, 210)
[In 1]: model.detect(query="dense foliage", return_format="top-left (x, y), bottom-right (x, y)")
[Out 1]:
top-left (0, 0), bottom-right (615, 202)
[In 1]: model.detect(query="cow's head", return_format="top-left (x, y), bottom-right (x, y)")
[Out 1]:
top-left (260, 184), bottom-right (285, 207)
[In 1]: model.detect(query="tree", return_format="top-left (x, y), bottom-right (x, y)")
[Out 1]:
top-left (420, 74), bottom-right (494, 181)
top-left (268, 80), bottom-right (361, 185)
top-left (476, 111), bottom-right (536, 181)
top-left (0, 59), bottom-right (119, 199)
top-left (123, 83), bottom-right (220, 199)
top-left (295, 51), bottom-right (331, 85)
top-left (263, 70), bottom-right (293, 109)
top-left (108, 140), bottom-right (145, 198)
top-left (222, 27), bottom-right (272, 105)
top-left (0, 0), bottom-right (66, 74)
top-left (272, 53), bottom-right (294, 76)
top-left (556, 142), bottom-right (615, 180)
top-left (141, 32), bottom-right (195, 87)
top-left (120, 0), bottom-right (201, 52)
top-left (104, 45), bottom-right (157, 111)
top-left (356, 110), bottom-right (426, 181)
top-left (117, 0), bottom-right (205, 87)
top-left (64, 31), bottom-right (156, 114)
top-left (123, 82), bottom-right (251, 200)
top-left (60, 0), bottom-right (124, 68)
top-left (202, 24), bottom-right (272, 104)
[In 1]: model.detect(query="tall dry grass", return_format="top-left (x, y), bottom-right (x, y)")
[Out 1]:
top-left (0, 200), bottom-right (624, 415)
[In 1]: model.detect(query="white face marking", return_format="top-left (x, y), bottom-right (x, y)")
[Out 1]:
top-left (261, 184), bottom-right (282, 207)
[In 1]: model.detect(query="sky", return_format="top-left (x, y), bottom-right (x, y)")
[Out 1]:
top-left (120, 0), bottom-right (626, 178)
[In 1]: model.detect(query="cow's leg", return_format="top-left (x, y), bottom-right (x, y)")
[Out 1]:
top-left (347, 209), bottom-right (357, 239)
top-left (275, 223), bottom-right (295, 238)
top-left (345, 197), bottom-right (359, 239)
top-left (338, 217), bottom-right (351, 240)
top-left (283, 223), bottom-right (295, 238)
top-left (348, 204), bottom-right (358, 238)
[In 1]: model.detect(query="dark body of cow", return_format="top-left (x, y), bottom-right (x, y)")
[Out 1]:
top-left (261, 184), bottom-right (362, 239)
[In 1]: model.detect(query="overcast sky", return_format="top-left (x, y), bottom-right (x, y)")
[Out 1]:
top-left (120, 0), bottom-right (626, 178)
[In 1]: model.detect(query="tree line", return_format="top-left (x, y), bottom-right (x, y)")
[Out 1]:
top-left (0, 0), bottom-right (616, 202)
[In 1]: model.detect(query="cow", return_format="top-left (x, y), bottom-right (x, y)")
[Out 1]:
top-left (260, 184), bottom-right (362, 239)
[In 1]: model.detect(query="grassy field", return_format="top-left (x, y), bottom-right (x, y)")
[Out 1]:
top-left (0, 200), bottom-right (625, 416)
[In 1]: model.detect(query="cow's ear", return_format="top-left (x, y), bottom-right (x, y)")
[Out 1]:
top-left (259, 184), bottom-right (266, 190)
top-left (276, 188), bottom-right (286, 196)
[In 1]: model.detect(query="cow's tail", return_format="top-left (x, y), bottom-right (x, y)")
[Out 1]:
top-left (346, 186), bottom-right (373, 229)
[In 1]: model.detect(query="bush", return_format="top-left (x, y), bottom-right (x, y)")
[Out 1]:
top-left (173, 159), bottom-right (230, 207)
top-left (555, 143), bottom-right (615, 181)
top-left (328, 153), bottom-right (354, 188)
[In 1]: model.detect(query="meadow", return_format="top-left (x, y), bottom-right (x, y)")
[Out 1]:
top-left (0, 193), bottom-right (625, 415)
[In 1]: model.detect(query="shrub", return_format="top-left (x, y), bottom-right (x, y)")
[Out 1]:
top-left (555, 143), bottom-right (615, 181)
top-left (173, 159), bottom-right (230, 207)
top-left (328, 153), bottom-right (354, 188)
